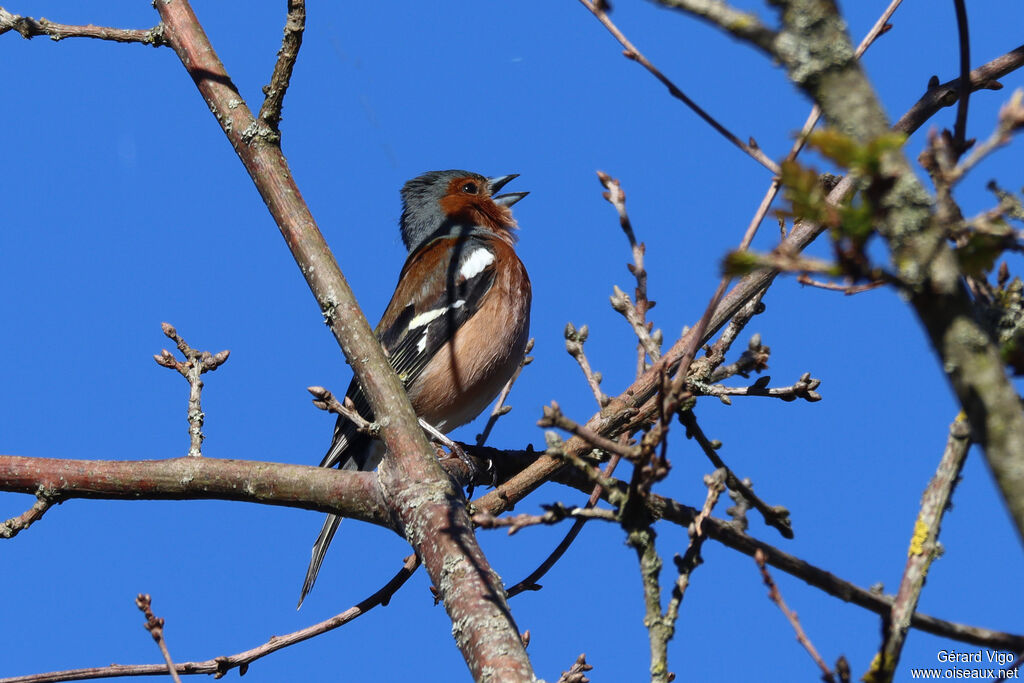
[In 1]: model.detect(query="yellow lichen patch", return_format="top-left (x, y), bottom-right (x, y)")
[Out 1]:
top-left (908, 518), bottom-right (930, 557)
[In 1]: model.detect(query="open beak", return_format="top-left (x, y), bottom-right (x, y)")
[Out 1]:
top-left (488, 174), bottom-right (528, 207)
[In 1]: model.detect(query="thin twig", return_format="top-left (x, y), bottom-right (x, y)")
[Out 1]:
top-left (895, 44), bottom-right (1024, 135)
top-left (258, 0), bottom-right (305, 132)
top-left (755, 549), bottom-right (836, 683)
top-left (539, 402), bottom-right (640, 462)
top-left (864, 415), bottom-right (971, 683)
top-left (797, 273), bottom-right (886, 295)
top-left (610, 286), bottom-right (662, 364)
top-left (951, 0), bottom-right (972, 156)
top-left (1, 556), bottom-right (420, 683)
top-left (476, 339), bottom-right (534, 446)
top-left (306, 386), bottom-right (378, 436)
top-left (0, 492), bottom-right (58, 539)
top-left (0, 8), bottom-right (165, 45)
top-left (578, 0), bottom-right (780, 175)
top-left (667, 469), bottom-right (726, 619)
top-left (706, 332), bottom-right (771, 383)
top-left (472, 504), bottom-right (617, 535)
top-left (504, 452), bottom-right (623, 598)
top-left (678, 410), bottom-right (794, 538)
top-left (950, 90), bottom-right (1024, 183)
top-left (135, 595), bottom-right (183, 683)
top-left (564, 323), bottom-right (609, 407)
top-left (597, 171), bottom-right (662, 371)
top-left (556, 654), bottom-right (593, 683)
top-left (153, 323), bottom-right (230, 458)
top-left (691, 372), bottom-right (822, 404)
top-left (736, 0), bottom-right (904, 251)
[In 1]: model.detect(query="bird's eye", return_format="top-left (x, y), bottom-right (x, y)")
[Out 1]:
top-left (461, 182), bottom-right (479, 194)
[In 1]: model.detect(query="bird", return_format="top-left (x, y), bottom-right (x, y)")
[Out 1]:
top-left (298, 170), bottom-right (532, 607)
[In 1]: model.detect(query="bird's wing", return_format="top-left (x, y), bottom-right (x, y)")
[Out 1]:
top-left (318, 230), bottom-right (497, 470)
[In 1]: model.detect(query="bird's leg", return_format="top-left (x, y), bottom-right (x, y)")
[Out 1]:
top-left (417, 418), bottom-right (483, 494)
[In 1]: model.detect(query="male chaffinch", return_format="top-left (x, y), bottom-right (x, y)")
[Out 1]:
top-left (299, 170), bottom-right (532, 606)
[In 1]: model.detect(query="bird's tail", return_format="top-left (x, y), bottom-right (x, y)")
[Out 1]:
top-left (298, 417), bottom-right (383, 608)
top-left (298, 513), bottom-right (342, 609)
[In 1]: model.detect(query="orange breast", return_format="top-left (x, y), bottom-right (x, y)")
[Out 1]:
top-left (407, 242), bottom-right (531, 432)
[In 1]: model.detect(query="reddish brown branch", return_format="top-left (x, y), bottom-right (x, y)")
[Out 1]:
top-left (0, 455), bottom-right (389, 527)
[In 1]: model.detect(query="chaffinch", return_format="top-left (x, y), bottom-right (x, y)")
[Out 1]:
top-left (299, 170), bottom-right (532, 606)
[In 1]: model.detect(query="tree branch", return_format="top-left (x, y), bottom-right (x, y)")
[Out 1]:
top-left (0, 7), bottom-right (165, 45)
top-left (0, 556), bottom-right (420, 683)
top-left (578, 0), bottom-right (780, 174)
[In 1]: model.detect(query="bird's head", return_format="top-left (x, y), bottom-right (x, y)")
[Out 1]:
top-left (399, 170), bottom-right (527, 253)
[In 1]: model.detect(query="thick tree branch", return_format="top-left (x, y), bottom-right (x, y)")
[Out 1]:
top-left (0, 455), bottom-right (389, 527)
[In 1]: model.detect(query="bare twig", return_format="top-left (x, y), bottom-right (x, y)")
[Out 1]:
top-left (564, 324), bottom-right (609, 407)
top-left (476, 339), bottom-right (534, 446)
top-left (678, 410), bottom-right (794, 538)
top-left (135, 595), bottom-right (183, 683)
top-left (950, 90), bottom-right (1024, 183)
top-left (557, 654), bottom-right (593, 683)
top-left (472, 504), bottom-right (617, 535)
top-left (503, 451), bottom-right (623, 598)
top-left (1, 556), bottom-right (420, 683)
top-left (951, 0), bottom-right (972, 156)
top-left (691, 372), bottom-right (822, 404)
top-left (307, 386), bottom-right (377, 435)
top-left (0, 491), bottom-right (58, 539)
top-left (895, 45), bottom-right (1024, 135)
top-left (668, 469), bottom-right (726, 616)
top-left (864, 415), bottom-right (971, 683)
top-left (610, 286), bottom-right (662, 364)
top-left (578, 0), bottom-right (780, 175)
top-left (153, 323), bottom-right (230, 458)
top-left (539, 402), bottom-right (639, 462)
top-left (258, 0), bottom-right (305, 133)
top-left (755, 549), bottom-right (836, 683)
top-left (597, 171), bottom-right (662, 372)
top-left (797, 273), bottom-right (886, 295)
top-left (0, 8), bottom-right (165, 45)
top-left (688, 292), bottom-right (768, 384)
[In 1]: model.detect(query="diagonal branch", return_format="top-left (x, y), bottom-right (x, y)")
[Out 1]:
top-left (0, 556), bottom-right (421, 683)
top-left (578, 0), bottom-right (780, 175)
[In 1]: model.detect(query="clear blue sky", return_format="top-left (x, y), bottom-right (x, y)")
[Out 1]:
top-left (3, 1), bottom-right (1023, 681)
